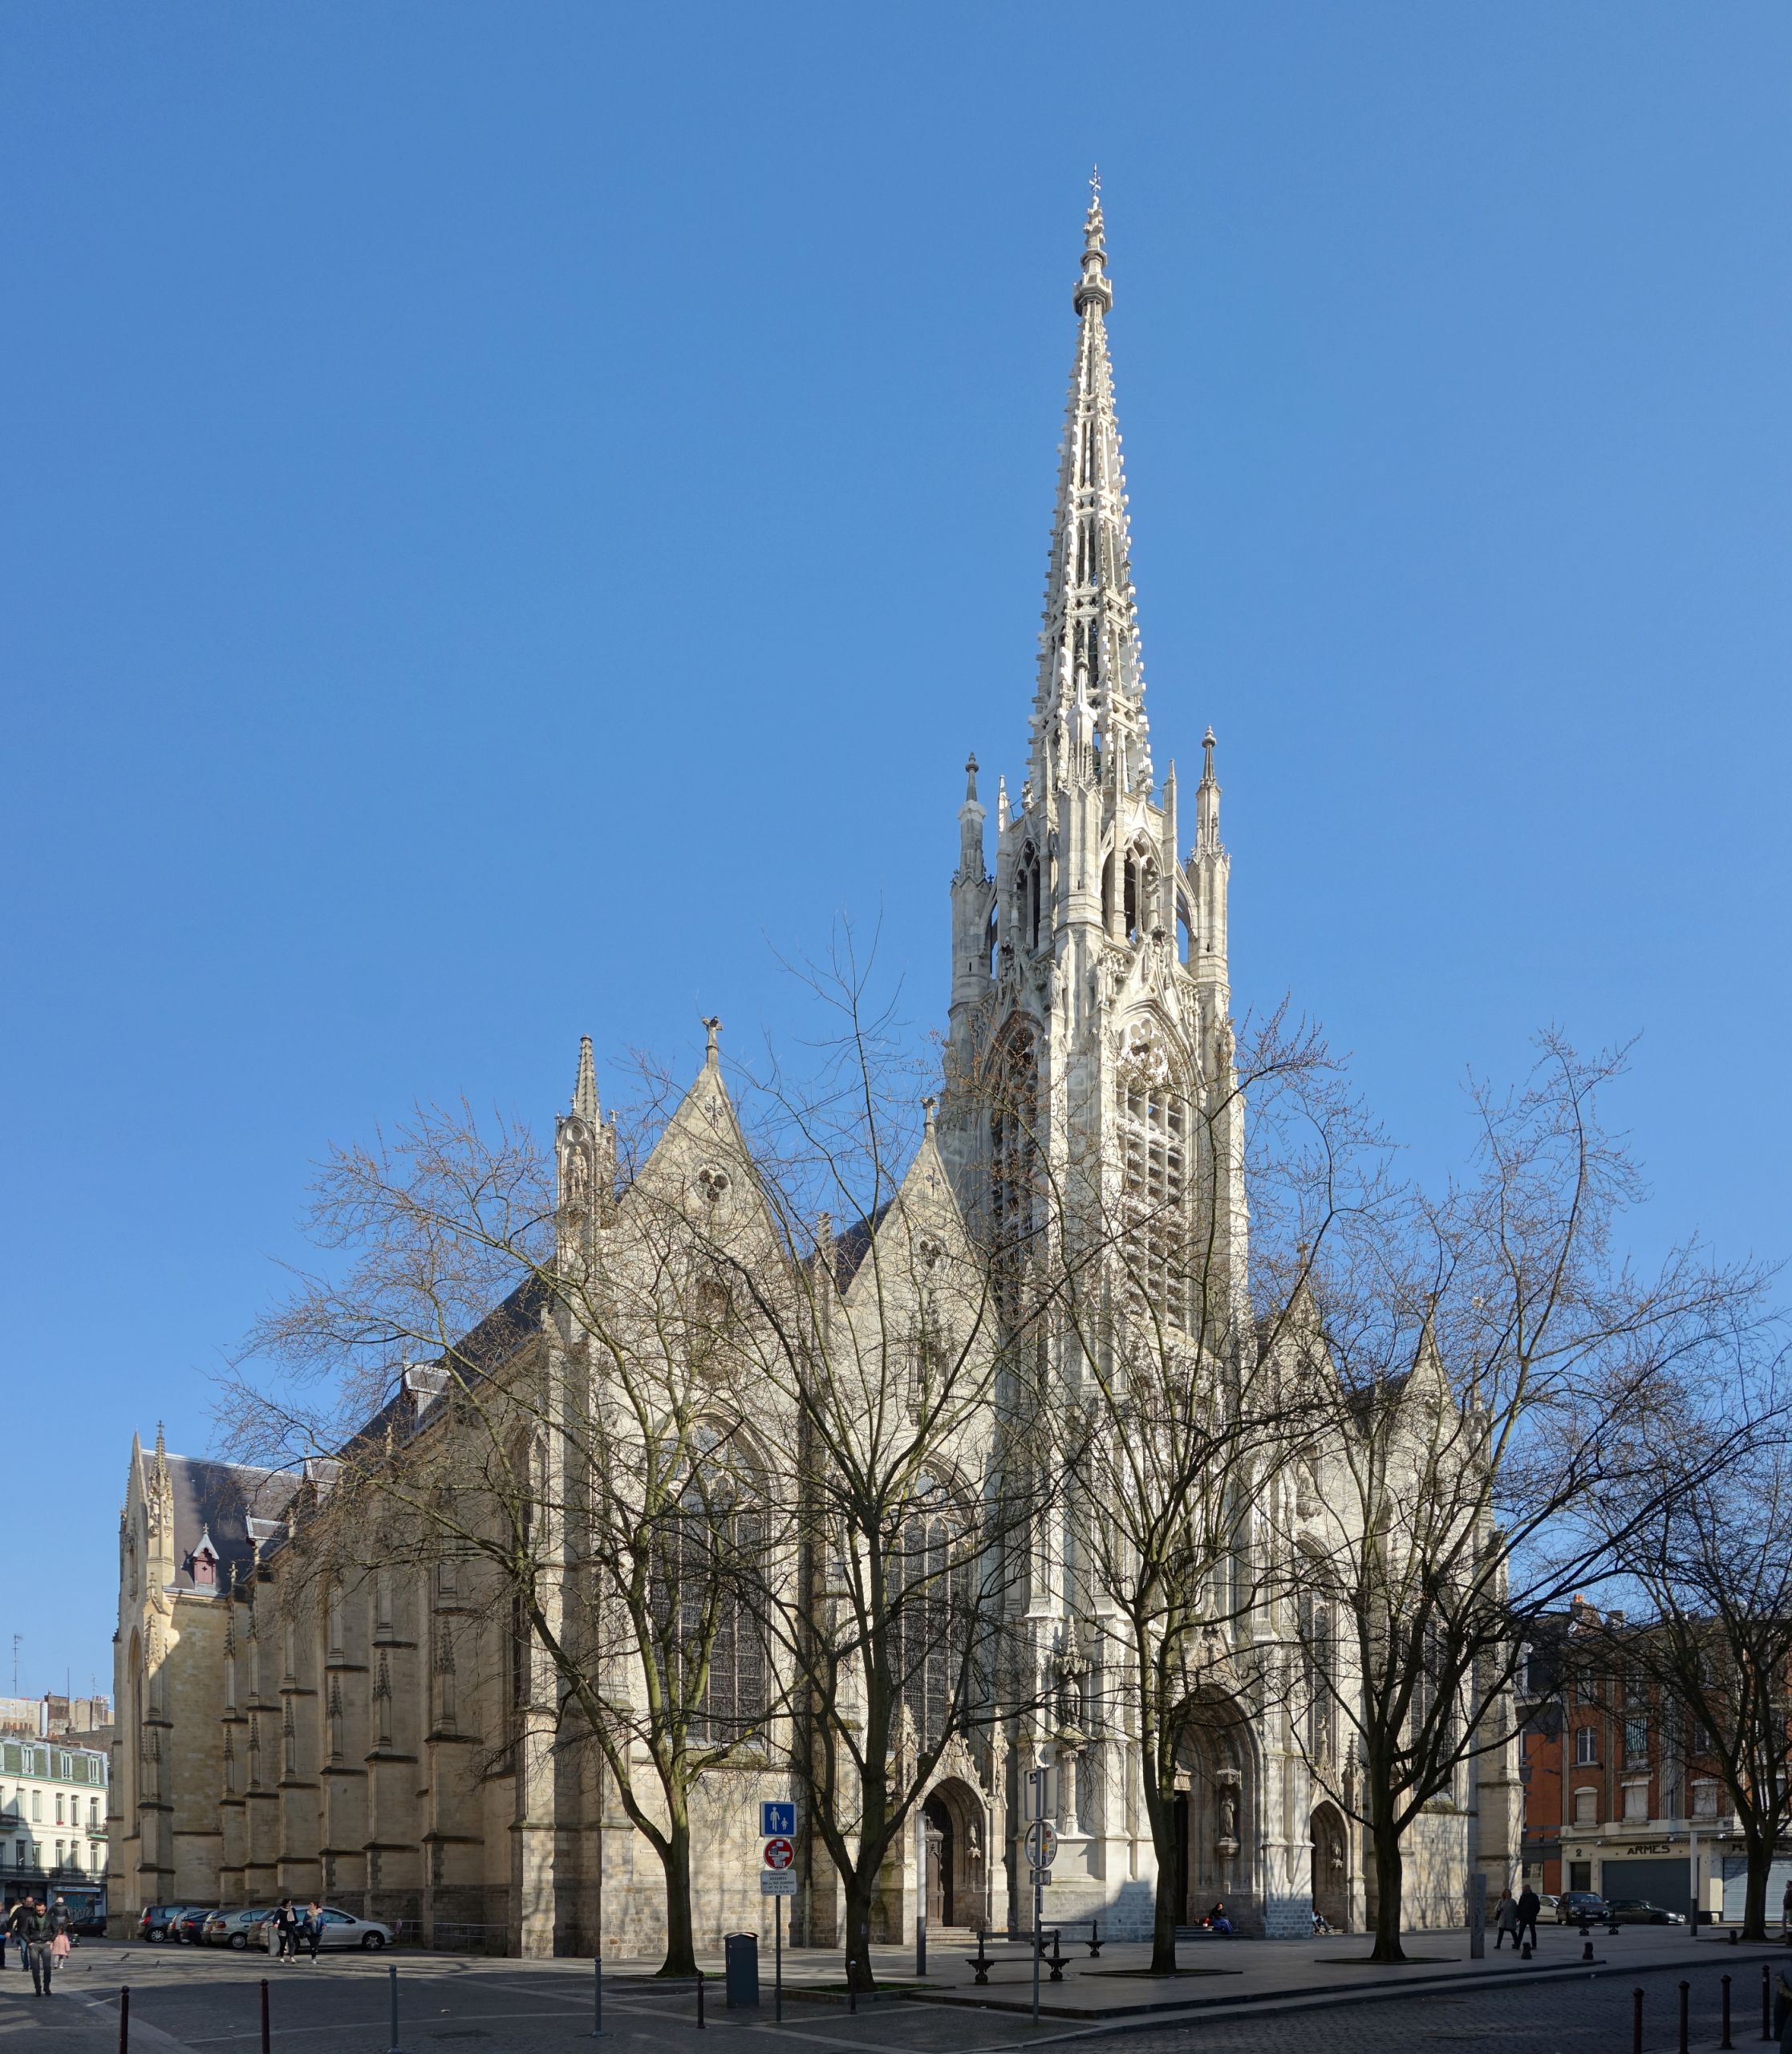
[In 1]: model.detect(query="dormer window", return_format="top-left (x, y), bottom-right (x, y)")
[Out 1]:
top-left (189, 1527), bottom-right (219, 1589)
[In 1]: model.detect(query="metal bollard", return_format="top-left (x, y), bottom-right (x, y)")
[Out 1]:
top-left (261, 1977), bottom-right (270, 2054)
top-left (388, 1960), bottom-right (399, 2054)
top-left (1680, 1979), bottom-right (1690, 2054)
top-left (847, 1958), bottom-right (857, 2015)
top-left (1722, 1971), bottom-right (1734, 2049)
top-left (1632, 1986), bottom-right (1643, 2054)
top-left (120, 1986), bottom-right (130, 2054)
top-left (590, 1957), bottom-right (603, 2038)
top-left (1764, 1961), bottom-right (1774, 2042)
top-left (695, 1967), bottom-right (704, 2031)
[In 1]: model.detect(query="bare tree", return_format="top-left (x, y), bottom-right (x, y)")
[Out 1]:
top-left (1275, 1036), bottom-right (1771, 1960)
top-left (225, 1092), bottom-right (786, 1976)
top-left (1590, 1428), bottom-right (1792, 1938)
top-left (681, 958), bottom-right (1051, 1995)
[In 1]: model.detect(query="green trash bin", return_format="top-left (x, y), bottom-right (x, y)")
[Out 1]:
top-left (724, 1931), bottom-right (760, 2007)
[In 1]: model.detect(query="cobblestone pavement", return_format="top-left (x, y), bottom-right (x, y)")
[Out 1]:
top-left (0, 1942), bottom-right (1772, 2053)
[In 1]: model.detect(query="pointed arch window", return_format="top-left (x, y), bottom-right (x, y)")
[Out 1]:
top-left (1121, 1067), bottom-right (1193, 1329)
top-left (1016, 843), bottom-right (1043, 954)
top-left (648, 1427), bottom-right (766, 1748)
top-left (890, 1471), bottom-right (978, 1750)
top-left (990, 1025), bottom-right (1039, 1321)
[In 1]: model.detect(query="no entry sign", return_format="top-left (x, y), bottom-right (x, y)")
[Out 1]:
top-left (762, 1836), bottom-right (796, 1871)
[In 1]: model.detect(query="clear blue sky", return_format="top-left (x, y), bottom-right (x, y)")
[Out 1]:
top-left (2, 5), bottom-right (1787, 1698)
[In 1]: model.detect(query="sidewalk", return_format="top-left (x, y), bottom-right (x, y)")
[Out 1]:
top-left (602, 1921), bottom-right (1789, 2024)
top-left (0, 1926), bottom-right (1778, 2054)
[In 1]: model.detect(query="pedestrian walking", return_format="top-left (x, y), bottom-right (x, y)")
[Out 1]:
top-left (274, 1898), bottom-right (298, 1963)
top-left (47, 1896), bottom-right (73, 1980)
top-left (1515, 1883), bottom-right (1541, 1951)
top-left (1772, 1969), bottom-right (1792, 2048)
top-left (1494, 1888), bottom-right (1520, 1950)
top-left (18, 1898), bottom-right (52, 1997)
top-left (305, 1898), bottom-right (323, 1963)
top-left (5, 1898), bottom-right (28, 1972)
top-left (1782, 1878), bottom-right (1792, 1936)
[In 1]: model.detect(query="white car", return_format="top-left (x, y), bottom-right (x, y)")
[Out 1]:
top-left (264, 1907), bottom-right (396, 1952)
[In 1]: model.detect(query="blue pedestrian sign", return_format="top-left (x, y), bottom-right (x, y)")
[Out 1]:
top-left (760, 1801), bottom-right (795, 1837)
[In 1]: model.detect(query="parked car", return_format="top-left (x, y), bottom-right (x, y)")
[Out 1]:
top-left (263, 1906), bottom-right (396, 1952)
top-left (138, 1905), bottom-right (193, 1944)
top-left (1555, 1891), bottom-right (1611, 1925)
top-left (1608, 1898), bottom-right (1688, 1926)
top-left (1535, 1894), bottom-right (1561, 1921)
top-left (204, 1908), bottom-right (277, 1950)
top-left (170, 1906), bottom-right (217, 1945)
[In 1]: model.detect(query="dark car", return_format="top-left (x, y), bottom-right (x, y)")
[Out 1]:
top-left (1608, 1898), bottom-right (1688, 1926)
top-left (138, 1904), bottom-right (193, 1943)
top-left (1555, 1890), bottom-right (1611, 1925)
top-left (170, 1906), bottom-right (216, 1945)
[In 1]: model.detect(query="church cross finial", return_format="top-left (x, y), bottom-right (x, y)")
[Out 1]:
top-left (701, 1017), bottom-right (723, 1065)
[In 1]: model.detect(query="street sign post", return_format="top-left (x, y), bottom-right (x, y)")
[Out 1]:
top-left (1025, 1772), bottom-right (1055, 2028)
top-left (760, 1802), bottom-right (795, 1837)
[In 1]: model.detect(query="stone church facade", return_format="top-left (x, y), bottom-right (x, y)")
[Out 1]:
top-left (109, 189), bottom-right (1520, 1952)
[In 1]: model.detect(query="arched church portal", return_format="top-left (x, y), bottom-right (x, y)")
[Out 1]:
top-left (1310, 1800), bottom-right (1350, 1933)
top-left (922, 1778), bottom-right (987, 1932)
top-left (1170, 1691), bottom-right (1257, 1929)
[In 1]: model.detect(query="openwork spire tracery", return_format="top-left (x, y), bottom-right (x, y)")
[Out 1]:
top-left (1032, 173), bottom-right (1151, 797)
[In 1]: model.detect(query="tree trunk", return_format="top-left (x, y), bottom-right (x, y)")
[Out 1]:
top-left (1141, 1778), bottom-right (1182, 1975)
top-left (654, 1806), bottom-right (699, 1977)
top-left (1368, 1807), bottom-right (1406, 1963)
top-left (841, 1871), bottom-right (878, 1993)
top-left (1741, 1833), bottom-right (1770, 1943)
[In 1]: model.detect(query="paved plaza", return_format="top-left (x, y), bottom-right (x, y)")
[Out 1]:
top-left (0, 1929), bottom-right (1781, 2053)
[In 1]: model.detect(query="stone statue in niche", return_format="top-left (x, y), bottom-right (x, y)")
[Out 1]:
top-left (562, 1143), bottom-right (590, 1210)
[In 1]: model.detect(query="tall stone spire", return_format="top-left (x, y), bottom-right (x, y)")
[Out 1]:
top-left (1031, 172), bottom-right (1150, 796)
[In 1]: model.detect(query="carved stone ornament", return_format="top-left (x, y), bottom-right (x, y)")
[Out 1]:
top-left (1120, 1017), bottom-right (1170, 1086)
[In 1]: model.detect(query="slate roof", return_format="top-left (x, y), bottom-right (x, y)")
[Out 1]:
top-left (158, 1455), bottom-right (299, 1589)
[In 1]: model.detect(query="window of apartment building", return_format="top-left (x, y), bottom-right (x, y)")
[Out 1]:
top-left (1569, 1861), bottom-right (1593, 1891)
top-left (1693, 1780), bottom-right (1720, 1819)
top-left (55, 1793), bottom-right (63, 1825)
top-left (1623, 1781), bottom-right (1649, 1822)
top-left (30, 1792), bottom-right (40, 1822)
top-left (1575, 1724), bottom-right (1599, 1765)
top-left (1624, 1715), bottom-right (1649, 1764)
top-left (14, 1842), bottom-right (23, 1869)
top-left (1573, 1787), bottom-right (1598, 1824)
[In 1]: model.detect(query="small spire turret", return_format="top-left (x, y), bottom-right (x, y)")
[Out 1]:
top-left (571, 1035), bottom-right (599, 1123)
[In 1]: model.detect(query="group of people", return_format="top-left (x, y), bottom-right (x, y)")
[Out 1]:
top-left (2, 1894), bottom-right (76, 1996)
top-left (270, 1898), bottom-right (329, 1963)
top-left (1493, 1885), bottom-right (1543, 1950)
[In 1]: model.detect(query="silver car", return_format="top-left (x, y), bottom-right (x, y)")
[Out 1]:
top-left (204, 1907), bottom-right (276, 1950)
top-left (263, 1906), bottom-right (396, 1952)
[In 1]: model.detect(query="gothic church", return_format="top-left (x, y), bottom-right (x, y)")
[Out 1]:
top-left (110, 189), bottom-right (1517, 1952)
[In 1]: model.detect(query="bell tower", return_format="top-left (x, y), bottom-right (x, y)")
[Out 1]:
top-left (942, 177), bottom-right (1246, 1346)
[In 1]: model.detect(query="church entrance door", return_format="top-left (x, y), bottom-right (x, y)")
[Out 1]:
top-left (1311, 1802), bottom-right (1349, 1933)
top-left (923, 1796), bottom-right (955, 1926)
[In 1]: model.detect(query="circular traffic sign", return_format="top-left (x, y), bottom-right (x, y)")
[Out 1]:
top-left (1023, 1821), bottom-right (1057, 1869)
top-left (763, 1836), bottom-right (795, 1870)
